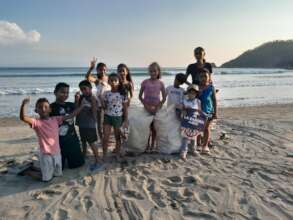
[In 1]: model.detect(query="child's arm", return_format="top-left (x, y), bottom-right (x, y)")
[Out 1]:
top-left (63, 105), bottom-right (83, 121)
top-left (85, 57), bottom-right (97, 83)
top-left (91, 95), bottom-right (98, 121)
top-left (160, 84), bottom-right (166, 107)
top-left (19, 98), bottom-right (34, 126)
top-left (129, 82), bottom-right (134, 98)
top-left (74, 91), bottom-right (81, 108)
top-left (185, 67), bottom-right (191, 85)
top-left (212, 88), bottom-right (218, 119)
top-left (138, 87), bottom-right (144, 104)
top-left (63, 99), bottom-right (92, 121)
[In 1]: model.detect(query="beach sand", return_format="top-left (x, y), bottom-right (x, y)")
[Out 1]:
top-left (0, 104), bottom-right (293, 220)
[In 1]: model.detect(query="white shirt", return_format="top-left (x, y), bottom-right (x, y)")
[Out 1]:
top-left (103, 91), bottom-right (127, 117)
top-left (96, 81), bottom-right (111, 107)
top-left (166, 85), bottom-right (184, 107)
top-left (183, 97), bottom-right (201, 110)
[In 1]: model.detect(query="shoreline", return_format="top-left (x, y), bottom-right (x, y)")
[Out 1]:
top-left (1, 102), bottom-right (293, 124)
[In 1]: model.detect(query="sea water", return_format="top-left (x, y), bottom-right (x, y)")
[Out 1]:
top-left (0, 67), bottom-right (293, 117)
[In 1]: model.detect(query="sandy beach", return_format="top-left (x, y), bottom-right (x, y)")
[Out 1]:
top-left (0, 104), bottom-right (293, 220)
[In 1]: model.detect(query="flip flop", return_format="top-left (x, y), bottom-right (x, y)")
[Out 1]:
top-left (201, 147), bottom-right (211, 155)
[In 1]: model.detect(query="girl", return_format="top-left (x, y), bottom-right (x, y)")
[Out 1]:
top-left (186, 47), bottom-right (213, 85)
top-left (180, 84), bottom-right (202, 161)
top-left (198, 68), bottom-right (218, 154)
top-left (85, 57), bottom-right (111, 141)
top-left (139, 62), bottom-right (166, 153)
top-left (117, 63), bottom-right (134, 105)
top-left (102, 73), bottom-right (128, 160)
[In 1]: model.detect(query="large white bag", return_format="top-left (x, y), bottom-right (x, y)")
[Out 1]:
top-left (154, 105), bottom-right (182, 154)
top-left (125, 106), bottom-right (154, 153)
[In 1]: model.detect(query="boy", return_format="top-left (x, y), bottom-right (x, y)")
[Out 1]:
top-left (75, 80), bottom-right (100, 165)
top-left (19, 97), bottom-right (84, 181)
top-left (166, 73), bottom-right (186, 117)
top-left (50, 82), bottom-right (84, 169)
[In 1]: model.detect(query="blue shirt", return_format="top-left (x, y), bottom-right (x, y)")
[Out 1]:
top-left (199, 84), bottom-right (214, 114)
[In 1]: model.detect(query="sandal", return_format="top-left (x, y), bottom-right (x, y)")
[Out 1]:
top-left (201, 146), bottom-right (210, 155)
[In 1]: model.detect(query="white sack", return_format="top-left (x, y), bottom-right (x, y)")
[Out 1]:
top-left (125, 106), bottom-right (154, 153)
top-left (154, 105), bottom-right (182, 154)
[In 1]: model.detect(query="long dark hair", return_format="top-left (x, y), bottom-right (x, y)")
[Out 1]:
top-left (117, 63), bottom-right (133, 83)
top-left (108, 73), bottom-right (127, 96)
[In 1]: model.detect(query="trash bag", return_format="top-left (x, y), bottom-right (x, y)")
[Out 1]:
top-left (125, 106), bottom-right (154, 153)
top-left (154, 105), bottom-right (181, 154)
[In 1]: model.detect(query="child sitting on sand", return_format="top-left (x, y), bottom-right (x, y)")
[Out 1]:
top-left (75, 80), bottom-right (100, 167)
top-left (19, 97), bottom-right (85, 181)
top-left (50, 82), bottom-right (84, 169)
top-left (198, 68), bottom-right (218, 154)
top-left (179, 85), bottom-right (202, 161)
top-left (139, 62), bottom-right (166, 153)
top-left (166, 73), bottom-right (186, 118)
top-left (102, 73), bottom-right (129, 160)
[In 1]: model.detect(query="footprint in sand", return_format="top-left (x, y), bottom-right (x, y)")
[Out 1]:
top-left (168, 176), bottom-right (183, 183)
top-left (166, 190), bottom-right (185, 201)
top-left (44, 212), bottom-right (52, 220)
top-left (31, 189), bottom-right (62, 200)
top-left (61, 188), bottom-right (79, 205)
top-left (54, 209), bottom-right (70, 220)
top-left (82, 195), bottom-right (94, 213)
top-left (147, 183), bottom-right (167, 208)
top-left (183, 209), bottom-right (218, 220)
top-left (122, 190), bottom-right (145, 200)
top-left (161, 176), bottom-right (183, 187)
top-left (183, 176), bottom-right (198, 185)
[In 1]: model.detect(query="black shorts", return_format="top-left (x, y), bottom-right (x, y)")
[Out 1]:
top-left (79, 128), bottom-right (97, 144)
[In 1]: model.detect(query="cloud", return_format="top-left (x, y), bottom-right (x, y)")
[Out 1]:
top-left (0, 21), bottom-right (41, 45)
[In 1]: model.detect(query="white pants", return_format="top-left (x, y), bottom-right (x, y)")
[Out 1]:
top-left (39, 152), bottom-right (62, 181)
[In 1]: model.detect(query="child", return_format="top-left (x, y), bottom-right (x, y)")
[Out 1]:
top-left (198, 68), bottom-right (218, 154)
top-left (186, 47), bottom-right (213, 85)
top-left (86, 58), bottom-right (110, 141)
top-left (117, 63), bottom-right (134, 105)
top-left (50, 82), bottom-right (84, 169)
top-left (75, 80), bottom-right (100, 165)
top-left (102, 73), bottom-right (128, 160)
top-left (19, 97), bottom-right (84, 181)
top-left (166, 73), bottom-right (186, 117)
top-left (180, 85), bottom-right (202, 161)
top-left (139, 62), bottom-right (166, 152)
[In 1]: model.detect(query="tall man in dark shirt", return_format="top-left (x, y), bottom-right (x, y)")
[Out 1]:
top-left (185, 47), bottom-right (213, 85)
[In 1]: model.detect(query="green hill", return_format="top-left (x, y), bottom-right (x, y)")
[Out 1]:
top-left (221, 40), bottom-right (293, 69)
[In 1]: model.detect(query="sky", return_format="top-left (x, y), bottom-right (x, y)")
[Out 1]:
top-left (0, 0), bottom-right (292, 67)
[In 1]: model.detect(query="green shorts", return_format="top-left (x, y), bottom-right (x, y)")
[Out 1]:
top-left (104, 114), bottom-right (123, 128)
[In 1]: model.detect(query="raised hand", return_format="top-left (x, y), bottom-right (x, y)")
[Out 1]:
top-left (75, 91), bottom-right (81, 103)
top-left (90, 57), bottom-right (97, 68)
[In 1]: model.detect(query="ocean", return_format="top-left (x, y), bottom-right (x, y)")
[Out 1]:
top-left (1, 67), bottom-right (293, 117)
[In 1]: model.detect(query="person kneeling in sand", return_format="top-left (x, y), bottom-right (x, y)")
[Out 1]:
top-left (19, 97), bottom-right (85, 181)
